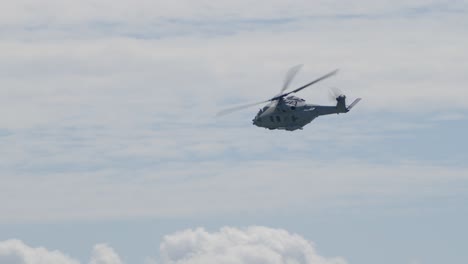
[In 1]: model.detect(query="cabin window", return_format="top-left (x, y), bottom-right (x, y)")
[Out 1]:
top-left (276, 116), bottom-right (281, 122)
top-left (290, 106), bottom-right (296, 110)
top-left (270, 116), bottom-right (274, 122)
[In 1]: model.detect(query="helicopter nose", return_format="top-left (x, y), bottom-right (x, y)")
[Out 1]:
top-left (252, 116), bottom-right (262, 125)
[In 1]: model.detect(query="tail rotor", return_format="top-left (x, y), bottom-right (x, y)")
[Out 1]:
top-left (328, 87), bottom-right (344, 102)
top-left (328, 87), bottom-right (361, 112)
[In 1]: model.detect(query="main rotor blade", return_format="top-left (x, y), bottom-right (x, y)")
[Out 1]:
top-left (259, 100), bottom-right (278, 118)
top-left (217, 68), bottom-right (337, 117)
top-left (216, 100), bottom-right (269, 117)
top-left (272, 69), bottom-right (339, 100)
top-left (280, 64), bottom-right (303, 94)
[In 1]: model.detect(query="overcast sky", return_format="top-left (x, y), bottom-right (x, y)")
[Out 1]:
top-left (1, 1), bottom-right (467, 264)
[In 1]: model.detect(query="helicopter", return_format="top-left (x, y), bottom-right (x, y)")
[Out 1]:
top-left (217, 65), bottom-right (361, 131)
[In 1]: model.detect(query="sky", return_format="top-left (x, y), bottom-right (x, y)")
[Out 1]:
top-left (1, 0), bottom-right (468, 263)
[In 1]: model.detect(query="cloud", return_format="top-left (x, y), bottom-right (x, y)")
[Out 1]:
top-left (0, 227), bottom-right (346, 264)
top-left (160, 226), bottom-right (346, 264)
top-left (1, 0), bottom-right (467, 133)
top-left (89, 244), bottom-right (123, 264)
top-left (0, 239), bottom-right (80, 264)
top-left (0, 0), bottom-right (427, 25)
top-left (0, 240), bottom-right (123, 264)
top-left (0, 0), bottom-right (467, 223)
top-left (2, 157), bottom-right (468, 222)
top-left (3, 0), bottom-right (466, 27)
top-left (431, 112), bottom-right (465, 121)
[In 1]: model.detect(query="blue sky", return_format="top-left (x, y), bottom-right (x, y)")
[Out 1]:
top-left (1, 1), bottom-right (467, 264)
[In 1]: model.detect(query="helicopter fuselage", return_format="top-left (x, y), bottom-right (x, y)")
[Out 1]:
top-left (252, 95), bottom-right (347, 131)
top-left (216, 66), bottom-right (361, 129)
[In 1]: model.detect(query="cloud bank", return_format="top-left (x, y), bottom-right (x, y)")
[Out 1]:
top-left (0, 240), bottom-right (122, 264)
top-left (0, 227), bottom-right (345, 264)
top-left (89, 244), bottom-right (123, 264)
top-left (160, 226), bottom-right (346, 264)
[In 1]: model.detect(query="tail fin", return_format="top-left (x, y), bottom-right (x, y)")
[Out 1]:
top-left (336, 95), bottom-right (347, 113)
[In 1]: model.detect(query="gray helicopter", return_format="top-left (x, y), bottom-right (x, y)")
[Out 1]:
top-left (217, 65), bottom-right (361, 131)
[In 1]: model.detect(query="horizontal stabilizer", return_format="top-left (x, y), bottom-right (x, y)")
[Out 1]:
top-left (347, 98), bottom-right (361, 111)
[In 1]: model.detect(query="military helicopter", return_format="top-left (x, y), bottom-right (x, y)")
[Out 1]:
top-left (217, 65), bottom-right (361, 131)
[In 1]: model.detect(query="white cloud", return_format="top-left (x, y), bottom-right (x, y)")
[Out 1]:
top-left (0, 240), bottom-right (123, 264)
top-left (89, 244), bottom-right (123, 264)
top-left (160, 226), bottom-right (346, 264)
top-left (0, 227), bottom-right (346, 264)
top-left (0, 239), bottom-right (80, 264)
